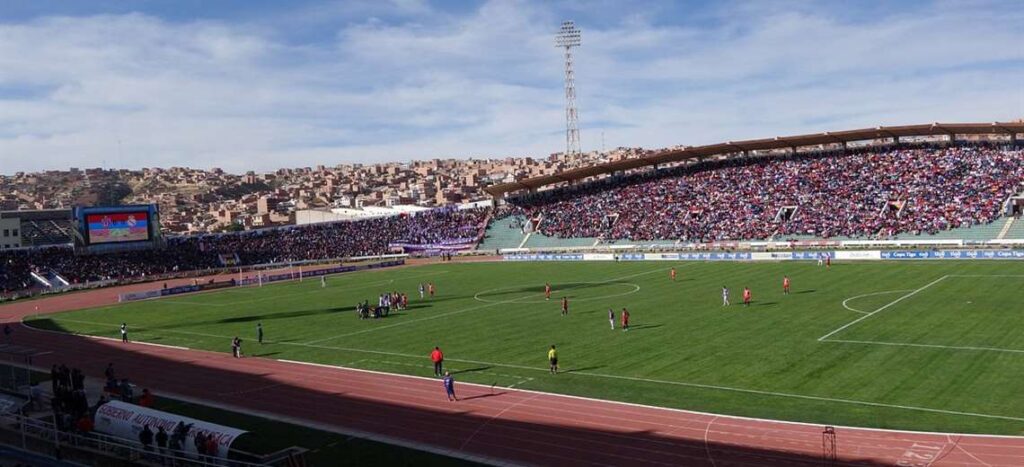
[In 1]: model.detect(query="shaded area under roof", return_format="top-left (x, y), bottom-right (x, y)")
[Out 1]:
top-left (484, 121), bottom-right (1024, 197)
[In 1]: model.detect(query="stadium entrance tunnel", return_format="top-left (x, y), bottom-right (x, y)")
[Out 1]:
top-left (473, 281), bottom-right (640, 303)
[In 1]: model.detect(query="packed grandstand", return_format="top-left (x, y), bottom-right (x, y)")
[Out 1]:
top-left (2, 139), bottom-right (1023, 296)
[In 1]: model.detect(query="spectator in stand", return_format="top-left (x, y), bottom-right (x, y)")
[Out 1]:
top-left (509, 144), bottom-right (1024, 242)
top-left (0, 207), bottom-right (488, 294)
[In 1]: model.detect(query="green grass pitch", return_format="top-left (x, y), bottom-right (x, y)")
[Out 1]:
top-left (24, 260), bottom-right (1024, 435)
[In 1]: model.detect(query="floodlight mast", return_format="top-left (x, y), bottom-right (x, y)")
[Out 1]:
top-left (556, 21), bottom-right (582, 157)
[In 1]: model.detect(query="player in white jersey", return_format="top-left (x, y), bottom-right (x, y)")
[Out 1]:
top-left (321, 276), bottom-right (326, 288)
top-left (721, 286), bottom-right (730, 306)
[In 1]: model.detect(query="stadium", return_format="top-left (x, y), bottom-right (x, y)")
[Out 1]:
top-left (0, 119), bottom-right (1023, 466)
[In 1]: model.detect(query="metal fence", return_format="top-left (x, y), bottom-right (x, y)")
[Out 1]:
top-left (0, 412), bottom-right (275, 467)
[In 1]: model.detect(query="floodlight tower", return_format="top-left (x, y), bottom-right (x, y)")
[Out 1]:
top-left (556, 21), bottom-right (582, 157)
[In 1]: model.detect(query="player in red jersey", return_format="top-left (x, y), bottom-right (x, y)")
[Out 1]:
top-left (545, 283), bottom-right (552, 301)
top-left (621, 308), bottom-right (630, 331)
top-left (671, 268), bottom-right (677, 282)
top-left (428, 282), bottom-right (435, 298)
top-left (561, 297), bottom-right (569, 316)
top-left (743, 287), bottom-right (752, 307)
top-left (783, 276), bottom-right (791, 295)
top-left (826, 255), bottom-right (831, 268)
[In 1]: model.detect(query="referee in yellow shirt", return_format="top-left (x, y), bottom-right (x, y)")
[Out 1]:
top-left (548, 345), bottom-right (558, 374)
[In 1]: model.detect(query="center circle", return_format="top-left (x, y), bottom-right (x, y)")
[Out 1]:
top-left (474, 282), bottom-right (641, 304)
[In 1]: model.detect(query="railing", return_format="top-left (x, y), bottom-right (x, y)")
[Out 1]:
top-left (0, 412), bottom-right (273, 467)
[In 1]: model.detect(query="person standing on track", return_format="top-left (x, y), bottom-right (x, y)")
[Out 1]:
top-left (561, 297), bottom-right (569, 316)
top-left (257, 322), bottom-right (264, 345)
top-left (608, 308), bottom-right (615, 330)
top-left (548, 345), bottom-right (558, 374)
top-left (783, 276), bottom-right (791, 295)
top-left (443, 371), bottom-right (457, 401)
top-left (431, 346), bottom-right (444, 377)
top-left (232, 336), bottom-right (242, 358)
top-left (621, 308), bottom-right (630, 331)
top-left (120, 323), bottom-right (129, 343)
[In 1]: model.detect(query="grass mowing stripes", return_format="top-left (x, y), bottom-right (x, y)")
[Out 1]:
top-left (23, 260), bottom-right (1024, 435)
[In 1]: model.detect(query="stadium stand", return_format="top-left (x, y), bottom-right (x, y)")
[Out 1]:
top-left (0, 208), bottom-right (488, 294)
top-left (507, 144), bottom-right (1024, 243)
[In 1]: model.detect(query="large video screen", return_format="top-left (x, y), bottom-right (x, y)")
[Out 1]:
top-left (86, 212), bottom-right (151, 244)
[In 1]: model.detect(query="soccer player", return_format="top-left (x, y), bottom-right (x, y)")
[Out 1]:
top-left (428, 282), bottom-right (435, 298)
top-left (431, 346), bottom-right (444, 377)
top-left (721, 286), bottom-right (730, 306)
top-left (621, 308), bottom-right (630, 331)
top-left (120, 323), bottom-right (129, 343)
top-left (545, 283), bottom-right (552, 301)
top-left (418, 283), bottom-right (425, 299)
top-left (548, 345), bottom-right (558, 374)
top-left (743, 287), bottom-right (752, 307)
top-left (817, 253), bottom-right (824, 266)
top-left (257, 322), bottom-right (264, 344)
top-left (231, 337), bottom-right (242, 358)
top-left (321, 276), bottom-right (326, 288)
top-left (670, 268), bottom-right (677, 281)
top-left (443, 371), bottom-right (457, 401)
top-left (608, 308), bottom-right (615, 330)
top-left (783, 276), bottom-right (791, 295)
top-left (826, 254), bottom-right (832, 269)
top-left (561, 297), bottom-right (569, 316)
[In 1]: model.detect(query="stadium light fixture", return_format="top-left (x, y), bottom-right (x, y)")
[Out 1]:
top-left (556, 21), bottom-right (582, 157)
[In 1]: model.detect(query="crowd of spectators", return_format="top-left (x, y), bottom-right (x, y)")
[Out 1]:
top-left (0, 207), bottom-right (488, 294)
top-left (508, 144), bottom-right (1024, 242)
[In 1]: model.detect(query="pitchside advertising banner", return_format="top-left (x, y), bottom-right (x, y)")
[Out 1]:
top-left (504, 250), bottom-right (1024, 262)
top-left (94, 400), bottom-right (246, 459)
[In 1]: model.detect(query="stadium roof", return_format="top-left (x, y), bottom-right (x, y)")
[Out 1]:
top-left (484, 121), bottom-right (1024, 198)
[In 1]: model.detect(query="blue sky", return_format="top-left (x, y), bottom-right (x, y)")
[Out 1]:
top-left (0, 0), bottom-right (1022, 173)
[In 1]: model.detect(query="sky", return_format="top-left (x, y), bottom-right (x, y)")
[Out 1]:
top-left (0, 0), bottom-right (1022, 174)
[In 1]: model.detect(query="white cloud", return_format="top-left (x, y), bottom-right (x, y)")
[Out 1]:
top-left (0, 1), bottom-right (1021, 174)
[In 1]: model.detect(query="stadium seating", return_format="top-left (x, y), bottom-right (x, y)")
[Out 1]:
top-left (477, 215), bottom-right (530, 251)
top-left (509, 144), bottom-right (1024, 243)
top-left (0, 208), bottom-right (488, 294)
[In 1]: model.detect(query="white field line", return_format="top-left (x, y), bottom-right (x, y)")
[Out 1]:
top-left (277, 357), bottom-right (1024, 426)
top-left (841, 290), bottom-right (913, 315)
top-left (27, 308), bottom-right (1024, 427)
top-left (818, 275), bottom-right (949, 342)
top-left (825, 339), bottom-right (1024, 355)
top-left (305, 265), bottom-right (678, 344)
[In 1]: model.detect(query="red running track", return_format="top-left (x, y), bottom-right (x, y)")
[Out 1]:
top-left (2, 276), bottom-right (1024, 466)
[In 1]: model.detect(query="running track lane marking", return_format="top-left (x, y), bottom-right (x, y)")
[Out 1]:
top-left (304, 265), bottom-right (679, 344)
top-left (703, 415), bottom-right (719, 467)
top-left (458, 392), bottom-right (541, 451)
top-left (36, 317), bottom-right (1024, 424)
top-left (276, 356), bottom-right (1024, 424)
top-left (818, 275), bottom-right (948, 342)
top-left (841, 289), bottom-right (913, 315)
